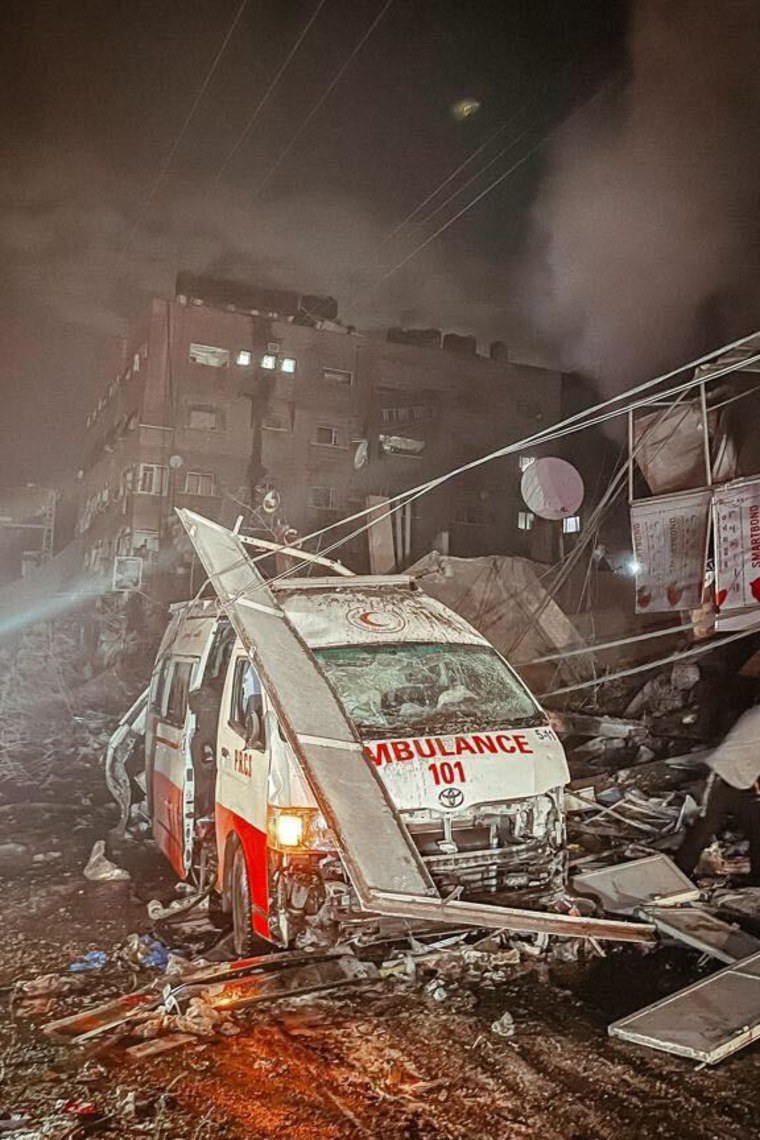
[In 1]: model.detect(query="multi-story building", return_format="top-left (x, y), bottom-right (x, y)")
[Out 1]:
top-left (77, 275), bottom-right (566, 595)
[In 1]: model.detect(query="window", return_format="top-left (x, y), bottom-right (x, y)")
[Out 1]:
top-left (309, 486), bottom-right (338, 510)
top-left (165, 660), bottom-right (196, 727)
top-left (235, 349), bottom-right (252, 367)
top-left (323, 368), bottom-right (353, 386)
top-left (280, 357), bottom-right (296, 374)
top-left (187, 405), bottom-right (219, 430)
top-left (137, 464), bottom-right (168, 495)
top-left (230, 657), bottom-right (264, 741)
top-left (563, 515), bottom-right (581, 534)
top-left (131, 530), bottom-right (160, 555)
top-left (262, 413), bottom-right (290, 432)
top-left (151, 657), bottom-right (172, 717)
top-left (314, 425), bottom-right (339, 447)
top-left (518, 511), bottom-right (535, 531)
top-left (184, 471), bottom-right (216, 497)
top-left (453, 500), bottom-right (484, 526)
top-left (261, 353), bottom-right (277, 370)
top-left (189, 344), bottom-right (229, 368)
top-left (313, 643), bottom-right (538, 735)
top-left (518, 456), bottom-right (536, 472)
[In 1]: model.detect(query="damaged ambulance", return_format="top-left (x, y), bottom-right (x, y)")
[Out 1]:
top-left (126, 567), bottom-right (571, 955)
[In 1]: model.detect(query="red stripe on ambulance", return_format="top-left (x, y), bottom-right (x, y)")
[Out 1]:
top-left (365, 732), bottom-right (534, 767)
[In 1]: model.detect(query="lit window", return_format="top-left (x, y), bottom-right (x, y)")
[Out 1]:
top-left (309, 486), bottom-right (338, 510)
top-left (188, 405), bottom-right (219, 430)
top-left (518, 511), bottom-right (535, 531)
top-left (236, 349), bottom-right (252, 367)
top-left (563, 515), bottom-right (581, 534)
top-left (137, 464), bottom-right (168, 495)
top-left (261, 354), bottom-right (277, 370)
top-left (189, 344), bottom-right (229, 368)
top-left (519, 456), bottom-right (536, 472)
top-left (314, 425), bottom-right (339, 447)
top-left (280, 357), bottom-right (296, 374)
top-left (323, 368), bottom-right (353, 386)
top-left (184, 472), bottom-right (216, 497)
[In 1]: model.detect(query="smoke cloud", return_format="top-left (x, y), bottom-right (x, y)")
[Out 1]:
top-left (524, 0), bottom-right (760, 388)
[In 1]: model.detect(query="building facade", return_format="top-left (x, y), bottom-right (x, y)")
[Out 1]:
top-left (77, 277), bottom-right (565, 594)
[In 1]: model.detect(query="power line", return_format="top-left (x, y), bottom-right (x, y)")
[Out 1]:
top-left (212, 0), bottom-right (330, 183)
top-left (539, 623), bottom-right (760, 700)
top-left (375, 110), bottom-right (530, 252)
top-left (119, 0), bottom-right (250, 260)
top-left (341, 69), bottom-right (623, 322)
top-left (253, 0), bottom-right (395, 199)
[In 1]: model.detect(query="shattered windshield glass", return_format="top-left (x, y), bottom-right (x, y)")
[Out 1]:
top-left (313, 643), bottom-right (542, 737)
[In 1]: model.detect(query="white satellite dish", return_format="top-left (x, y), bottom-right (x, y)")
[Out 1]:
top-left (353, 440), bottom-right (368, 469)
top-left (262, 490), bottom-right (280, 514)
top-left (521, 457), bottom-right (584, 520)
top-left (169, 454), bottom-right (184, 469)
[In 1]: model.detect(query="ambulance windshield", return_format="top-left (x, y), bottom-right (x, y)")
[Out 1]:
top-left (313, 643), bottom-right (541, 737)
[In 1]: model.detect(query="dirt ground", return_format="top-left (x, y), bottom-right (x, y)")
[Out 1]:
top-left (3, 760), bottom-right (760, 1140)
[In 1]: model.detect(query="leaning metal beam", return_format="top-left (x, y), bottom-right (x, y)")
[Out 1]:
top-left (178, 509), bottom-right (657, 944)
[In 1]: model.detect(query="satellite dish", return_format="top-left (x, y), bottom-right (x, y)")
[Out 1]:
top-left (521, 457), bottom-right (584, 520)
top-left (353, 440), bottom-right (368, 469)
top-left (262, 490), bottom-right (280, 514)
top-left (169, 454), bottom-right (184, 469)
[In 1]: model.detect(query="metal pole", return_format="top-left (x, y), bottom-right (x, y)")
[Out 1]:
top-left (699, 381), bottom-right (713, 488)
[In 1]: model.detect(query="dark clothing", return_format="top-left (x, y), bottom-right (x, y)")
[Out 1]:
top-left (675, 775), bottom-right (760, 883)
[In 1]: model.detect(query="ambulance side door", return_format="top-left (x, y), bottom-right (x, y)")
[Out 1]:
top-left (215, 653), bottom-right (269, 883)
top-left (151, 654), bottom-right (197, 878)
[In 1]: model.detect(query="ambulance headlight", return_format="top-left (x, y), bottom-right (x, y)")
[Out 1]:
top-left (271, 810), bottom-right (305, 849)
top-left (268, 807), bottom-right (335, 853)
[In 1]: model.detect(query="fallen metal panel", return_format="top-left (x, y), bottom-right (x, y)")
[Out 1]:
top-left (177, 509), bottom-right (434, 901)
top-left (644, 906), bottom-right (760, 964)
top-left (609, 951), bottom-right (760, 1064)
top-left (370, 891), bottom-right (656, 943)
top-left (572, 855), bottom-right (700, 915)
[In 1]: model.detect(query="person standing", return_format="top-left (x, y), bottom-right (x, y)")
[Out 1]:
top-left (676, 703), bottom-right (760, 884)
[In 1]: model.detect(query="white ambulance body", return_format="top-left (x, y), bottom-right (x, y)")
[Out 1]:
top-left (144, 576), bottom-right (570, 953)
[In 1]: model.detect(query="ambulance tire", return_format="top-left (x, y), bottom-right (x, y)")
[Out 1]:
top-left (230, 844), bottom-right (258, 958)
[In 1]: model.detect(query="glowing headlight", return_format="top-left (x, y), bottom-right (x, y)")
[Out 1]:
top-left (272, 811), bottom-right (304, 849)
top-left (268, 807), bottom-right (335, 852)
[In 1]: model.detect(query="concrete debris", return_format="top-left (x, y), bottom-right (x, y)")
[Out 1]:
top-left (490, 1011), bottom-right (516, 1037)
top-left (83, 839), bottom-right (130, 882)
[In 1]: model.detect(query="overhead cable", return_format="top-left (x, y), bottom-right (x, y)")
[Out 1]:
top-left (213, 0), bottom-right (329, 182)
top-left (539, 623), bottom-right (760, 700)
top-left (119, 0), bottom-right (250, 258)
top-left (342, 69), bottom-right (623, 321)
top-left (253, 0), bottom-right (395, 198)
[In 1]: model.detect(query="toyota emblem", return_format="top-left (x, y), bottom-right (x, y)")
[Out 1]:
top-left (438, 787), bottom-right (464, 809)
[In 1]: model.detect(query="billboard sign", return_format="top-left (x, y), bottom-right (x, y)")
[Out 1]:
top-left (631, 490), bottom-right (711, 613)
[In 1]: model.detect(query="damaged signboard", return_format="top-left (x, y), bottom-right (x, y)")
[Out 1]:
top-left (631, 490), bottom-right (711, 613)
top-left (712, 476), bottom-right (760, 614)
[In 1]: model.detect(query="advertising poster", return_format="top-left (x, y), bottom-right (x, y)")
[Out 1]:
top-left (631, 490), bottom-right (711, 613)
top-left (712, 478), bottom-right (760, 612)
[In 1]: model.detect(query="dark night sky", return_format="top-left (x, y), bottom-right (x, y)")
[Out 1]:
top-left (2, 1), bottom-right (758, 491)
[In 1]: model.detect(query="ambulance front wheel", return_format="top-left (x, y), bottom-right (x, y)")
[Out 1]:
top-left (231, 844), bottom-right (258, 957)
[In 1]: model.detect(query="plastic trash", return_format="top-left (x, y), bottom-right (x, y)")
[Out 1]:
top-left (69, 950), bottom-right (108, 973)
top-left (83, 840), bottom-right (130, 882)
top-left (491, 1011), bottom-right (515, 1038)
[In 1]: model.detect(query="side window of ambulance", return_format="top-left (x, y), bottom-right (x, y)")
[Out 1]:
top-left (152, 658), bottom-right (172, 718)
top-left (230, 658), bottom-right (264, 741)
top-left (165, 660), bottom-right (195, 728)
